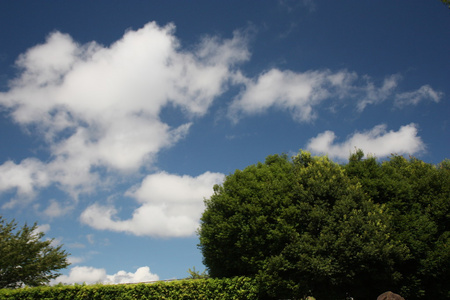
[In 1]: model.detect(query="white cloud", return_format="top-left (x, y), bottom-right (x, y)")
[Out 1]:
top-left (80, 171), bottom-right (224, 238)
top-left (230, 70), bottom-right (442, 122)
top-left (306, 123), bottom-right (425, 160)
top-left (86, 234), bottom-right (95, 245)
top-left (394, 84), bottom-right (443, 107)
top-left (106, 266), bottom-right (159, 284)
top-left (43, 199), bottom-right (74, 218)
top-left (67, 256), bottom-right (85, 265)
top-left (356, 74), bottom-right (400, 111)
top-left (38, 223), bottom-right (51, 233)
top-left (0, 22), bottom-right (248, 203)
top-left (0, 158), bottom-right (50, 208)
top-left (53, 266), bottom-right (106, 285)
top-left (229, 68), bottom-right (357, 122)
top-left (32, 224), bottom-right (51, 237)
top-left (52, 266), bottom-right (158, 285)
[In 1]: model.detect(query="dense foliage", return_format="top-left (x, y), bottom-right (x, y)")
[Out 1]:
top-left (345, 150), bottom-right (450, 299)
top-left (0, 217), bottom-right (70, 289)
top-left (0, 277), bottom-right (258, 300)
top-left (198, 151), bottom-right (450, 299)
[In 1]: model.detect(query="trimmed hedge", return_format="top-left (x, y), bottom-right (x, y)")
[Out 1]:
top-left (0, 276), bottom-right (258, 300)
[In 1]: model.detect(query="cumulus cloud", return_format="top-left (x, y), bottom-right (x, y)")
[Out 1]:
top-left (230, 70), bottom-right (442, 122)
top-left (306, 123), bottom-right (425, 160)
top-left (53, 266), bottom-right (159, 285)
top-left (229, 68), bottom-right (357, 122)
top-left (105, 266), bottom-right (159, 284)
top-left (0, 22), bottom-right (248, 203)
top-left (80, 171), bottom-right (224, 238)
top-left (0, 158), bottom-right (50, 208)
top-left (53, 266), bottom-right (105, 285)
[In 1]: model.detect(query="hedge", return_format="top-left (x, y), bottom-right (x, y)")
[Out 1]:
top-left (0, 276), bottom-right (258, 300)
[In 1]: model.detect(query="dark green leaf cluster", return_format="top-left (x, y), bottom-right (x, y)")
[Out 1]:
top-left (345, 153), bottom-right (450, 299)
top-left (0, 217), bottom-right (70, 289)
top-left (0, 277), bottom-right (258, 300)
top-left (198, 151), bottom-right (450, 299)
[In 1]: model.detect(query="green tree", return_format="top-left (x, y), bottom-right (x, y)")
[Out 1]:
top-left (186, 266), bottom-right (209, 279)
top-left (345, 153), bottom-right (450, 299)
top-left (0, 217), bottom-right (70, 289)
top-left (442, 0), bottom-right (450, 9)
top-left (198, 151), bottom-right (449, 299)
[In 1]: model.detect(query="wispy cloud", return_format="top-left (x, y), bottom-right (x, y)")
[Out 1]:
top-left (43, 199), bottom-right (74, 218)
top-left (356, 74), bottom-right (401, 111)
top-left (278, 0), bottom-right (317, 13)
top-left (67, 256), bottom-right (85, 265)
top-left (306, 123), bottom-right (425, 160)
top-left (357, 75), bottom-right (443, 111)
top-left (67, 242), bottom-right (86, 249)
top-left (394, 84), bottom-right (443, 107)
top-left (229, 70), bottom-right (442, 122)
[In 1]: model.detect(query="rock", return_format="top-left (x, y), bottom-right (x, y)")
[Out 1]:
top-left (377, 291), bottom-right (405, 300)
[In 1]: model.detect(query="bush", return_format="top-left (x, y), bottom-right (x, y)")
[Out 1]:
top-left (0, 276), bottom-right (258, 300)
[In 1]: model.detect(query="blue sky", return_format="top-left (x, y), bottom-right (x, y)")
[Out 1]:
top-left (0, 1), bottom-right (449, 284)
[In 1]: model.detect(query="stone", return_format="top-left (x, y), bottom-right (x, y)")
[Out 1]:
top-left (377, 291), bottom-right (405, 300)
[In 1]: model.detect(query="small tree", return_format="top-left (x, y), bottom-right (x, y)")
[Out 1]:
top-left (186, 266), bottom-right (209, 279)
top-left (0, 217), bottom-right (70, 288)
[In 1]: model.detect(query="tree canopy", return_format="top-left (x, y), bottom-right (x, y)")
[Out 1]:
top-left (198, 151), bottom-right (449, 299)
top-left (0, 217), bottom-right (70, 289)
